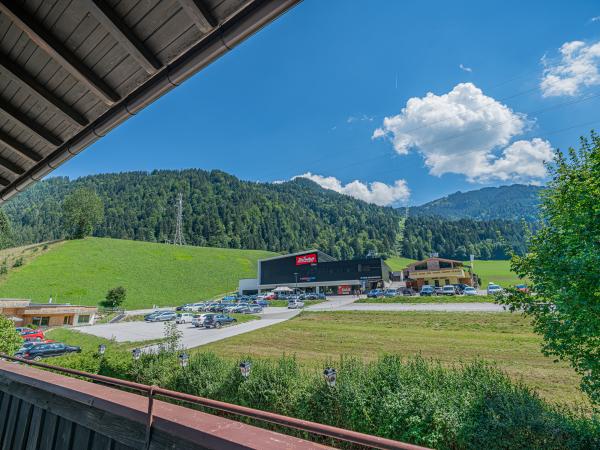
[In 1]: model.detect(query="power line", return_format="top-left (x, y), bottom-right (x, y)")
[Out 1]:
top-left (173, 193), bottom-right (186, 246)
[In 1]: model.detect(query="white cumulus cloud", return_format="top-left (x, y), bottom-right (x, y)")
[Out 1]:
top-left (294, 173), bottom-right (410, 206)
top-left (372, 82), bottom-right (553, 183)
top-left (540, 40), bottom-right (600, 96)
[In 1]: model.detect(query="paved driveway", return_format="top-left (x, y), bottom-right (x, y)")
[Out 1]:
top-left (80, 307), bottom-right (299, 351)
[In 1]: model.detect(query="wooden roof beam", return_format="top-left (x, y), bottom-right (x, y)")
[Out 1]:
top-left (0, 101), bottom-right (62, 147)
top-left (0, 1), bottom-right (121, 105)
top-left (0, 53), bottom-right (88, 127)
top-left (0, 130), bottom-right (43, 163)
top-left (83, 0), bottom-right (162, 74)
top-left (177, 0), bottom-right (218, 34)
top-left (0, 154), bottom-right (25, 175)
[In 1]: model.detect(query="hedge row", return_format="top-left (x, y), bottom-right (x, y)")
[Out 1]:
top-left (48, 349), bottom-right (599, 449)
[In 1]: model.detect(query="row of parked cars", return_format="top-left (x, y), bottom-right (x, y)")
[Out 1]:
top-left (13, 327), bottom-right (81, 361)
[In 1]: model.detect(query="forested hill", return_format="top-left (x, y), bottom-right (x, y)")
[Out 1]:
top-left (2, 169), bottom-right (527, 260)
top-left (411, 184), bottom-right (543, 222)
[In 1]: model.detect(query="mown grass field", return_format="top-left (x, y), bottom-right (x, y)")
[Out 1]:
top-left (201, 311), bottom-right (587, 408)
top-left (385, 257), bottom-right (522, 287)
top-left (356, 295), bottom-right (495, 303)
top-left (0, 238), bottom-right (275, 309)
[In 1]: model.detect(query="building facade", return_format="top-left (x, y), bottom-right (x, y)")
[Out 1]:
top-left (240, 250), bottom-right (391, 295)
top-left (0, 299), bottom-right (97, 328)
top-left (403, 257), bottom-right (474, 289)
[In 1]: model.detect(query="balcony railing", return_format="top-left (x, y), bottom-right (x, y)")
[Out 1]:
top-left (0, 355), bottom-right (429, 450)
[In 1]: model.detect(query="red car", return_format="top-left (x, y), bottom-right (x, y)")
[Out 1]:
top-left (20, 329), bottom-right (45, 341)
top-left (516, 284), bottom-right (529, 293)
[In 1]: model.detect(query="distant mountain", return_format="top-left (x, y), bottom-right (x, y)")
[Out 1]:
top-left (411, 184), bottom-right (543, 222)
top-left (2, 169), bottom-right (528, 260)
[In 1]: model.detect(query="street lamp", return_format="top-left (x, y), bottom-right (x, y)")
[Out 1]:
top-left (179, 353), bottom-right (189, 368)
top-left (323, 367), bottom-right (337, 387)
top-left (98, 344), bottom-right (106, 356)
top-left (239, 361), bottom-right (251, 379)
top-left (294, 272), bottom-right (298, 293)
top-left (132, 348), bottom-right (141, 361)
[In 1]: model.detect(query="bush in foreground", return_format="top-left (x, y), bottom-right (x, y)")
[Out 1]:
top-left (48, 350), bottom-right (599, 449)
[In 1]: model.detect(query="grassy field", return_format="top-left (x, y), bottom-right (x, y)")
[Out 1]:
top-left (356, 295), bottom-right (495, 303)
top-left (201, 311), bottom-right (587, 408)
top-left (0, 238), bottom-right (275, 309)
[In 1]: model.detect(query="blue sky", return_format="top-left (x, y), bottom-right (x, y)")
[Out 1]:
top-left (53, 0), bottom-right (600, 205)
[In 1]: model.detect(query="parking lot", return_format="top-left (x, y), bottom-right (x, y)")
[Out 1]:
top-left (80, 307), bottom-right (299, 350)
top-left (80, 295), bottom-right (503, 351)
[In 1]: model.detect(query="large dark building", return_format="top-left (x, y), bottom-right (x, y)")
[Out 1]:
top-left (239, 250), bottom-right (391, 295)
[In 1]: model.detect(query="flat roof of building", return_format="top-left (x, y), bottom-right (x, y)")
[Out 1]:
top-left (259, 249), bottom-right (337, 263)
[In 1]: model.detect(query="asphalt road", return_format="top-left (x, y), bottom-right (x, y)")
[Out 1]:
top-left (81, 296), bottom-right (505, 350)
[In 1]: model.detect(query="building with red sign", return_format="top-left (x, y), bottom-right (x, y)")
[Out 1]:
top-left (239, 250), bottom-right (391, 295)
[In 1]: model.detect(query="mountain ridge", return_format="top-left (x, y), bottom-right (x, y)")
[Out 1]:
top-left (410, 184), bottom-right (543, 222)
top-left (2, 169), bottom-right (529, 260)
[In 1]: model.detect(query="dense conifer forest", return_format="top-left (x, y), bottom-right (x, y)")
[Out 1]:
top-left (2, 169), bottom-right (530, 260)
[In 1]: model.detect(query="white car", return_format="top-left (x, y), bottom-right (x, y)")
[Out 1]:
top-left (463, 287), bottom-right (478, 296)
top-left (487, 283), bottom-right (503, 295)
top-left (192, 314), bottom-right (209, 328)
top-left (175, 313), bottom-right (194, 324)
top-left (184, 302), bottom-right (206, 312)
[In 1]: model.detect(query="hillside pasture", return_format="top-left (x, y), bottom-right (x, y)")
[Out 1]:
top-left (0, 238), bottom-right (274, 309)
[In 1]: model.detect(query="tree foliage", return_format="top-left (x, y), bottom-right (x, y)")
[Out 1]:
top-left (62, 188), bottom-right (104, 239)
top-left (4, 169), bottom-right (527, 259)
top-left (499, 132), bottom-right (600, 406)
top-left (102, 286), bottom-right (126, 309)
top-left (0, 314), bottom-right (22, 355)
top-left (0, 210), bottom-right (12, 250)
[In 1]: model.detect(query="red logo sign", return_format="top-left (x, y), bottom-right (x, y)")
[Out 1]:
top-left (296, 253), bottom-right (318, 266)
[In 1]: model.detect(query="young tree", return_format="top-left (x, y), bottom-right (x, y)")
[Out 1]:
top-left (0, 314), bottom-right (22, 355)
top-left (62, 188), bottom-right (104, 239)
top-left (499, 132), bottom-right (600, 405)
top-left (103, 286), bottom-right (127, 309)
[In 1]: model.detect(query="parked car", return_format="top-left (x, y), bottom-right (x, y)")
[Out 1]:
top-left (400, 287), bottom-right (417, 296)
top-left (203, 314), bottom-right (237, 329)
top-left (384, 289), bottom-right (399, 297)
top-left (14, 340), bottom-right (56, 356)
top-left (487, 283), bottom-right (503, 295)
top-left (20, 329), bottom-right (45, 341)
top-left (192, 314), bottom-right (210, 328)
top-left (303, 293), bottom-right (319, 300)
top-left (175, 313), bottom-right (194, 324)
top-left (453, 284), bottom-right (469, 295)
top-left (246, 304), bottom-right (263, 314)
top-left (442, 285), bottom-right (457, 296)
top-left (252, 299), bottom-right (269, 307)
top-left (318, 293), bottom-right (327, 300)
top-left (367, 289), bottom-right (384, 298)
top-left (433, 287), bottom-right (444, 296)
top-left (287, 299), bottom-right (305, 309)
top-left (420, 285), bottom-right (435, 296)
top-left (144, 310), bottom-right (166, 320)
top-left (18, 342), bottom-right (81, 360)
top-left (145, 311), bottom-right (177, 322)
top-left (15, 327), bottom-right (32, 334)
top-left (175, 304), bottom-right (190, 312)
top-left (463, 287), bottom-right (478, 296)
top-left (515, 284), bottom-right (529, 293)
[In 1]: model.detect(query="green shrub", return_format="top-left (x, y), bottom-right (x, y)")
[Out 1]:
top-left (0, 264), bottom-right (7, 275)
top-left (41, 350), bottom-right (600, 449)
top-left (12, 257), bottom-right (23, 268)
